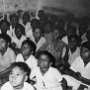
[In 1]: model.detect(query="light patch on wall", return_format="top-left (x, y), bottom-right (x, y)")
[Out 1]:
top-left (0, 0), bottom-right (38, 12)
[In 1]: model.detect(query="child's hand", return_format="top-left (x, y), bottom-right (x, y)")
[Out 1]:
top-left (61, 78), bottom-right (67, 90)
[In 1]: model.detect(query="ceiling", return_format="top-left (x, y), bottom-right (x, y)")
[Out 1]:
top-left (37, 0), bottom-right (90, 17)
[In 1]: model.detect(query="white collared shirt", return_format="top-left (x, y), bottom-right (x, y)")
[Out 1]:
top-left (70, 56), bottom-right (90, 79)
top-left (1, 82), bottom-right (34, 90)
top-left (11, 35), bottom-right (27, 48)
top-left (0, 47), bottom-right (16, 72)
top-left (16, 54), bottom-right (38, 70)
top-left (32, 37), bottom-right (46, 51)
top-left (30, 67), bottom-right (63, 90)
top-left (68, 47), bottom-right (80, 65)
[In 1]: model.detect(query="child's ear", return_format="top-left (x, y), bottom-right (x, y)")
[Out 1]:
top-left (49, 62), bottom-right (52, 66)
top-left (24, 75), bottom-right (28, 82)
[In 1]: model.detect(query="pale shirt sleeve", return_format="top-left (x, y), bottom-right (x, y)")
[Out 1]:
top-left (24, 82), bottom-right (35, 90)
top-left (63, 75), bottom-right (80, 90)
top-left (26, 55), bottom-right (38, 70)
top-left (70, 57), bottom-right (79, 72)
top-left (16, 54), bottom-right (24, 62)
top-left (9, 48), bottom-right (16, 63)
top-left (61, 36), bottom-right (68, 45)
top-left (1, 82), bottom-right (13, 90)
top-left (36, 37), bottom-right (46, 51)
top-left (31, 57), bottom-right (38, 69)
top-left (54, 68), bottom-right (63, 82)
top-left (30, 68), bottom-right (37, 80)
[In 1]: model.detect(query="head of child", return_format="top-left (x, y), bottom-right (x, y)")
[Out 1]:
top-left (80, 41), bottom-right (90, 64)
top-left (0, 19), bottom-right (10, 33)
top-left (15, 24), bottom-right (25, 39)
top-left (21, 39), bottom-right (36, 60)
top-left (67, 25), bottom-right (77, 36)
top-left (36, 51), bottom-right (55, 75)
top-left (22, 12), bottom-right (30, 25)
top-left (0, 34), bottom-right (11, 53)
top-left (52, 27), bottom-right (60, 40)
top-left (38, 10), bottom-right (45, 20)
top-left (10, 14), bottom-right (19, 28)
top-left (68, 35), bottom-right (81, 51)
top-left (9, 62), bottom-right (30, 89)
top-left (52, 26), bottom-right (65, 40)
top-left (44, 20), bottom-right (53, 34)
top-left (31, 19), bottom-right (40, 29)
top-left (33, 26), bottom-right (43, 43)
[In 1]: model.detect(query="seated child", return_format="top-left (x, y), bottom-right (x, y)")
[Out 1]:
top-left (16, 39), bottom-right (38, 71)
top-left (30, 50), bottom-right (64, 90)
top-left (70, 41), bottom-right (90, 90)
top-left (1, 62), bottom-right (35, 90)
top-left (0, 34), bottom-right (16, 85)
top-left (68, 35), bottom-right (81, 65)
top-left (21, 11), bottom-right (32, 38)
top-left (0, 19), bottom-right (10, 35)
top-left (11, 24), bottom-right (27, 54)
top-left (32, 26), bottom-right (46, 52)
top-left (9, 14), bottom-right (19, 38)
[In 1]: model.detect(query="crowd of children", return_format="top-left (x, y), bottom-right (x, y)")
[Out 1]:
top-left (0, 9), bottom-right (90, 90)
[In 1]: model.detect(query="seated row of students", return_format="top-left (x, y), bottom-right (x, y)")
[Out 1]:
top-left (0, 33), bottom-right (65, 90)
top-left (0, 33), bottom-right (90, 90)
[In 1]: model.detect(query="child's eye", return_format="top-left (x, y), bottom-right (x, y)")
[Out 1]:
top-left (10, 72), bottom-right (13, 75)
top-left (17, 74), bottom-right (20, 76)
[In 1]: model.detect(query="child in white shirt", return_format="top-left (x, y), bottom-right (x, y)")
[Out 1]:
top-left (70, 41), bottom-right (90, 90)
top-left (11, 24), bottom-right (27, 54)
top-left (32, 26), bottom-right (46, 51)
top-left (30, 51), bottom-right (63, 90)
top-left (0, 34), bottom-right (16, 85)
top-left (16, 39), bottom-right (38, 71)
top-left (1, 62), bottom-right (35, 90)
top-left (9, 14), bottom-right (19, 38)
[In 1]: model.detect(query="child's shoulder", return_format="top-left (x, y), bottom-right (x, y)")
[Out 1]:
top-left (1, 82), bottom-right (13, 90)
top-left (49, 67), bottom-right (61, 74)
top-left (24, 82), bottom-right (35, 90)
top-left (7, 47), bottom-right (14, 52)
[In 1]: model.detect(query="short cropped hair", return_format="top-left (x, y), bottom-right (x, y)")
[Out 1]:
top-left (11, 62), bottom-right (31, 76)
top-left (0, 34), bottom-right (11, 43)
top-left (0, 19), bottom-right (10, 28)
top-left (68, 34), bottom-right (82, 46)
top-left (22, 38), bottom-right (36, 54)
top-left (9, 14), bottom-right (19, 22)
top-left (15, 24), bottom-right (25, 35)
top-left (35, 50), bottom-right (55, 67)
top-left (81, 41), bottom-right (90, 50)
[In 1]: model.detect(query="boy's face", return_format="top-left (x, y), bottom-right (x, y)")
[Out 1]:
top-left (15, 28), bottom-right (22, 38)
top-left (0, 22), bottom-right (8, 33)
top-left (67, 29), bottom-right (75, 36)
top-left (21, 43), bottom-right (31, 56)
top-left (39, 54), bottom-right (51, 73)
top-left (23, 15), bottom-right (29, 23)
top-left (10, 17), bottom-right (18, 26)
top-left (68, 37), bottom-right (77, 49)
top-left (80, 46), bottom-right (90, 63)
top-left (9, 66), bottom-right (26, 89)
top-left (0, 38), bottom-right (7, 51)
top-left (53, 29), bottom-right (60, 40)
top-left (33, 28), bottom-right (41, 39)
